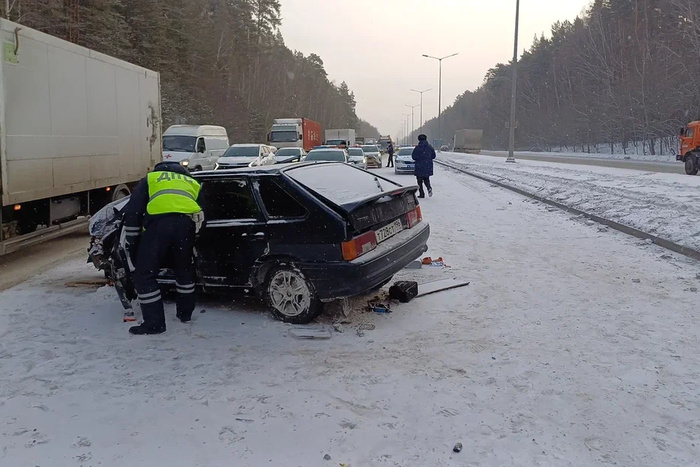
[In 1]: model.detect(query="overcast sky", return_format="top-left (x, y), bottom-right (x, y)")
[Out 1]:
top-left (279, 0), bottom-right (590, 136)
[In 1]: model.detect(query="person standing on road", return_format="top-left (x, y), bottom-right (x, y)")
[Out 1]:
top-left (121, 161), bottom-right (204, 335)
top-left (412, 134), bottom-right (436, 198)
top-left (386, 141), bottom-right (395, 168)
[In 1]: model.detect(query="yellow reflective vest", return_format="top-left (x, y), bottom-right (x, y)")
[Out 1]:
top-left (146, 171), bottom-right (202, 216)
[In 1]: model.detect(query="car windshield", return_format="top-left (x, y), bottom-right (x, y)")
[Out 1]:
top-left (222, 146), bottom-right (259, 157)
top-left (305, 150), bottom-right (345, 162)
top-left (398, 148), bottom-right (414, 155)
top-left (269, 130), bottom-right (298, 142)
top-left (348, 149), bottom-right (364, 157)
top-left (275, 148), bottom-right (300, 157)
top-left (163, 135), bottom-right (196, 152)
top-left (288, 163), bottom-right (401, 205)
top-left (362, 145), bottom-right (379, 153)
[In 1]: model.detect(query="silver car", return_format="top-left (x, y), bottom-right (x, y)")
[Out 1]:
top-left (305, 148), bottom-right (349, 163)
top-left (347, 147), bottom-right (367, 168)
top-left (361, 145), bottom-right (382, 168)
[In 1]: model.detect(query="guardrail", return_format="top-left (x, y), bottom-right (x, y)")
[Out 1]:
top-left (435, 159), bottom-right (700, 262)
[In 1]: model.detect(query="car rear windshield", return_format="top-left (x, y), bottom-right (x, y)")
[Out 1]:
top-left (305, 150), bottom-right (345, 162)
top-left (223, 146), bottom-right (259, 157)
top-left (361, 145), bottom-right (379, 153)
top-left (275, 148), bottom-right (300, 156)
top-left (348, 149), bottom-right (364, 156)
top-left (163, 135), bottom-right (196, 152)
top-left (287, 164), bottom-right (401, 205)
top-left (398, 148), bottom-right (414, 155)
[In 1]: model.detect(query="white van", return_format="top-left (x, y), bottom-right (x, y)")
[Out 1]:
top-left (162, 125), bottom-right (229, 172)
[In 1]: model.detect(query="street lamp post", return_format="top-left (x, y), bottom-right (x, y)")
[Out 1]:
top-left (506, 0), bottom-right (520, 163)
top-left (422, 53), bottom-right (458, 146)
top-left (405, 104), bottom-right (419, 142)
top-left (403, 113), bottom-right (410, 145)
top-left (410, 88), bottom-right (432, 131)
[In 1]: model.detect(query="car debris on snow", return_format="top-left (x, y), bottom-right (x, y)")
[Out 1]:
top-left (288, 326), bottom-right (332, 339)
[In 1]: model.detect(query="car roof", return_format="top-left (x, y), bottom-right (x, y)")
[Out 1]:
top-left (308, 148), bottom-right (345, 152)
top-left (163, 125), bottom-right (228, 137)
top-left (194, 161), bottom-right (343, 178)
top-left (230, 143), bottom-right (265, 148)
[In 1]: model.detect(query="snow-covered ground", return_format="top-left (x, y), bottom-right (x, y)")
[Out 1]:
top-left (482, 150), bottom-right (677, 164)
top-left (441, 152), bottom-right (700, 252)
top-left (1, 167), bottom-right (699, 466)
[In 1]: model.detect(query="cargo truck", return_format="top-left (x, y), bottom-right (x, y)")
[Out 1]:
top-left (267, 118), bottom-right (321, 151)
top-left (324, 129), bottom-right (356, 148)
top-left (378, 136), bottom-right (392, 154)
top-left (453, 129), bottom-right (483, 154)
top-left (678, 121), bottom-right (700, 175)
top-left (0, 19), bottom-right (162, 255)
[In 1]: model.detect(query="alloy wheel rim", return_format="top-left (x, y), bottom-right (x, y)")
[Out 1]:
top-left (269, 270), bottom-right (311, 317)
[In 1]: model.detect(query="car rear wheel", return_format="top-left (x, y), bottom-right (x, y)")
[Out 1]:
top-left (265, 265), bottom-right (323, 324)
top-left (685, 154), bottom-right (698, 175)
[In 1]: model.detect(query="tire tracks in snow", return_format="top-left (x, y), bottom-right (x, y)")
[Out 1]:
top-left (435, 159), bottom-right (700, 263)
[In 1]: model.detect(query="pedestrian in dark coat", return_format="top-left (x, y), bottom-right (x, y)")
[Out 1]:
top-left (411, 134), bottom-right (436, 198)
top-left (386, 141), bottom-right (395, 167)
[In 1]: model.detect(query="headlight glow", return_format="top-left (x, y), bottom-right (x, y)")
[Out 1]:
top-left (180, 160), bottom-right (189, 167)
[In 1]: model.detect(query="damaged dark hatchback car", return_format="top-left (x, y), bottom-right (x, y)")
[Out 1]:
top-left (88, 162), bottom-right (430, 324)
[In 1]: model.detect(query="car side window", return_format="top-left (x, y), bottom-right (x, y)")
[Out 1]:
top-left (688, 128), bottom-right (695, 139)
top-left (257, 178), bottom-right (307, 218)
top-left (197, 138), bottom-right (206, 153)
top-left (200, 179), bottom-right (262, 221)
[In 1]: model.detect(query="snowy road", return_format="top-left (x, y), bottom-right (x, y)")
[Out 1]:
top-left (480, 150), bottom-right (681, 174)
top-left (1, 166), bottom-right (699, 466)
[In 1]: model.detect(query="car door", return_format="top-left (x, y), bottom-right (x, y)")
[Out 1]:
top-left (195, 176), bottom-right (269, 286)
top-left (202, 136), bottom-right (215, 170)
top-left (194, 137), bottom-right (207, 170)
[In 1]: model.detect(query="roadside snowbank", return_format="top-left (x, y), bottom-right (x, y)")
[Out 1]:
top-left (482, 149), bottom-right (676, 163)
top-left (442, 152), bottom-right (700, 252)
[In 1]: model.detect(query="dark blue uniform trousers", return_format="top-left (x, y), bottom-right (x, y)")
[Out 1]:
top-left (133, 215), bottom-right (196, 330)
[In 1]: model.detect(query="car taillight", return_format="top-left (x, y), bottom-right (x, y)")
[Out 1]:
top-left (341, 230), bottom-right (378, 261)
top-left (406, 206), bottom-right (422, 229)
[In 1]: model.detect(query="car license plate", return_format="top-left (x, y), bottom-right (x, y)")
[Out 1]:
top-left (375, 219), bottom-right (403, 243)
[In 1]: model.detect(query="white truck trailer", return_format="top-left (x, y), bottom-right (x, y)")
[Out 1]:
top-left (453, 129), bottom-right (483, 154)
top-left (0, 19), bottom-right (162, 255)
top-left (325, 129), bottom-right (356, 147)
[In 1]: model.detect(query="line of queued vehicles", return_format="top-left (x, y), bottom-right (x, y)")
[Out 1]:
top-left (161, 121), bottom-right (418, 176)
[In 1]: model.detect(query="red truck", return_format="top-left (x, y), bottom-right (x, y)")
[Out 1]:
top-left (679, 121), bottom-right (700, 175)
top-left (267, 118), bottom-right (322, 152)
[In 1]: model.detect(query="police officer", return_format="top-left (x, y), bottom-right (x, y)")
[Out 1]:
top-left (122, 161), bottom-right (204, 335)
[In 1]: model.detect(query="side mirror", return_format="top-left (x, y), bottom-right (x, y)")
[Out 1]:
top-left (267, 133), bottom-right (271, 142)
top-left (680, 128), bottom-right (686, 136)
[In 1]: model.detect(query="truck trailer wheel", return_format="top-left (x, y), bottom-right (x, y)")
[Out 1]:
top-left (112, 184), bottom-right (131, 201)
top-left (685, 155), bottom-right (698, 175)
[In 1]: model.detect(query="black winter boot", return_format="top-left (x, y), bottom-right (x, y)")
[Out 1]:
top-left (129, 324), bottom-right (166, 335)
top-left (176, 311), bottom-right (192, 323)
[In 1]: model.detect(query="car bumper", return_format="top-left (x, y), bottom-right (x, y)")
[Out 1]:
top-left (300, 222), bottom-right (430, 300)
top-left (394, 165), bottom-right (415, 174)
